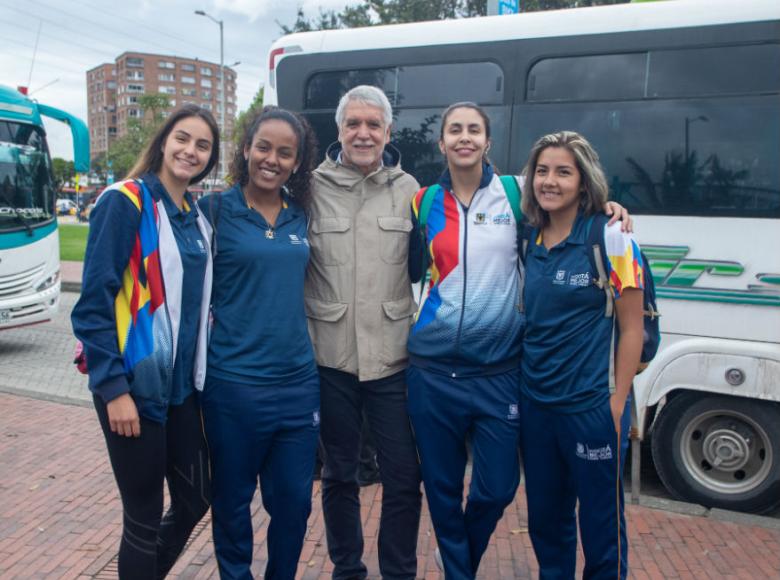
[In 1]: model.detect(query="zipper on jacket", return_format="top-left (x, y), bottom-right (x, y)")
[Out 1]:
top-left (452, 202), bottom-right (469, 374)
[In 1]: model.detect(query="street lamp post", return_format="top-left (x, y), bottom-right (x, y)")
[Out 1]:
top-left (195, 10), bottom-right (225, 182)
top-left (684, 115), bottom-right (709, 161)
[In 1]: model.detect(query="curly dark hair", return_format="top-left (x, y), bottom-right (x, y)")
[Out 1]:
top-left (229, 106), bottom-right (318, 210)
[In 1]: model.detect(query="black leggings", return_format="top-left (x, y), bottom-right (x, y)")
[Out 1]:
top-left (95, 393), bottom-right (210, 579)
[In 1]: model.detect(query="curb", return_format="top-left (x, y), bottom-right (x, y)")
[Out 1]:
top-left (0, 385), bottom-right (93, 409)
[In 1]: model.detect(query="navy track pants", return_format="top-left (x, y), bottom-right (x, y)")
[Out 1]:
top-left (201, 373), bottom-right (320, 580)
top-left (519, 394), bottom-right (629, 580)
top-left (407, 365), bottom-right (521, 580)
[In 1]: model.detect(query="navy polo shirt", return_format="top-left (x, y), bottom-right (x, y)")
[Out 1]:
top-left (199, 185), bottom-right (316, 385)
top-left (520, 214), bottom-right (615, 413)
top-left (135, 174), bottom-right (207, 422)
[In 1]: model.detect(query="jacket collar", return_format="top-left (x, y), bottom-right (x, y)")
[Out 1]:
top-left (316, 142), bottom-right (407, 190)
top-left (438, 161), bottom-right (494, 193)
top-left (223, 183), bottom-right (305, 222)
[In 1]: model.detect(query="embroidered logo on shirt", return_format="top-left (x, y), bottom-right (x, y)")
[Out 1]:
top-left (492, 212), bottom-right (511, 225)
top-left (553, 270), bottom-right (567, 285)
top-left (474, 213), bottom-right (487, 225)
top-left (289, 234), bottom-right (302, 245)
top-left (195, 238), bottom-right (207, 253)
top-left (576, 442), bottom-right (613, 461)
top-left (313, 410), bottom-right (320, 426)
top-left (507, 403), bottom-right (519, 420)
top-left (568, 272), bottom-right (591, 287)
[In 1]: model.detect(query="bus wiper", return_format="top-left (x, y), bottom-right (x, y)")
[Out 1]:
top-left (0, 193), bottom-right (34, 236)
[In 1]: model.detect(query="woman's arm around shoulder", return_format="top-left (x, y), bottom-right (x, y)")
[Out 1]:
top-left (604, 222), bottom-right (644, 435)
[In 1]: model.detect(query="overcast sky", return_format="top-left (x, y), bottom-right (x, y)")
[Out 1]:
top-left (0, 0), bottom-right (353, 160)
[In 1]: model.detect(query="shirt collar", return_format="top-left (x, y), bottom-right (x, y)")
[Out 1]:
top-left (142, 172), bottom-right (197, 221)
top-left (438, 161), bottom-right (495, 192)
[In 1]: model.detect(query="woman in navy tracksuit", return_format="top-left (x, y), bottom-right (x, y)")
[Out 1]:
top-left (519, 131), bottom-right (644, 579)
top-left (198, 107), bottom-right (319, 580)
top-left (72, 105), bottom-right (220, 579)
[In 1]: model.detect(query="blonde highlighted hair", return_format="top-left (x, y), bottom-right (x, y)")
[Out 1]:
top-left (521, 131), bottom-right (609, 227)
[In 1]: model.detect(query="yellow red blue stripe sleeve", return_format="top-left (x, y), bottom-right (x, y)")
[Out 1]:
top-left (604, 224), bottom-right (644, 298)
top-left (70, 185), bottom-right (142, 403)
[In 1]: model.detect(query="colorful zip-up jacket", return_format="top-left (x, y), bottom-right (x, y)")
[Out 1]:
top-left (407, 164), bottom-right (525, 373)
top-left (72, 177), bottom-right (213, 404)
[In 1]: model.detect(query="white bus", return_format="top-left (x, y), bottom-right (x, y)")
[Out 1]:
top-left (265, 0), bottom-right (780, 513)
top-left (0, 85), bottom-right (90, 330)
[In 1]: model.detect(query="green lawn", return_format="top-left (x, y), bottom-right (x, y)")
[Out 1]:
top-left (59, 224), bottom-right (89, 262)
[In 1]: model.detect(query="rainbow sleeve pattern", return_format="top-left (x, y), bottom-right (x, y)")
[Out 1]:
top-left (604, 226), bottom-right (644, 298)
top-left (112, 181), bottom-right (167, 373)
top-left (412, 187), bottom-right (460, 332)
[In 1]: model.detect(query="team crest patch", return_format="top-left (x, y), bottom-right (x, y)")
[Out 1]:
top-left (289, 234), bottom-right (302, 245)
top-left (507, 403), bottom-right (519, 420)
top-left (474, 213), bottom-right (487, 225)
top-left (313, 411), bottom-right (320, 426)
top-left (553, 270), bottom-right (567, 285)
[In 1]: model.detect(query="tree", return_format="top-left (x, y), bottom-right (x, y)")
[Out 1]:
top-left (279, 0), bottom-right (628, 32)
top-left (51, 157), bottom-right (75, 191)
top-left (234, 87), bottom-right (265, 146)
top-left (105, 94), bottom-right (171, 180)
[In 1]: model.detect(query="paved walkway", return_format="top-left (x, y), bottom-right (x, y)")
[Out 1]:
top-left (1, 391), bottom-right (779, 579)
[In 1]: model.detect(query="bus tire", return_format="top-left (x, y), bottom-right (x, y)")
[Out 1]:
top-left (651, 393), bottom-right (780, 514)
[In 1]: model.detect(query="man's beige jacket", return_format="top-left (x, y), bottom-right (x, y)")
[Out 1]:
top-left (305, 143), bottom-right (420, 381)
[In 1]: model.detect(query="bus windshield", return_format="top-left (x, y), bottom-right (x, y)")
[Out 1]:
top-left (0, 120), bottom-right (55, 231)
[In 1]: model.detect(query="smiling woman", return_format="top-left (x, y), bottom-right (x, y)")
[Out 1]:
top-left (71, 103), bottom-right (220, 578)
top-left (196, 105), bottom-right (321, 579)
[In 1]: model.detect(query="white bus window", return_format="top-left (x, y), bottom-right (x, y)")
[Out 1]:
top-left (527, 53), bottom-right (646, 102)
top-left (396, 63), bottom-right (504, 107)
top-left (648, 44), bottom-right (780, 98)
top-left (518, 96), bottom-right (780, 218)
top-left (305, 62), bottom-right (504, 110)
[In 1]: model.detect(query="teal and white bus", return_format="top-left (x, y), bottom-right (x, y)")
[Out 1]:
top-left (266, 0), bottom-right (780, 513)
top-left (0, 85), bottom-right (89, 329)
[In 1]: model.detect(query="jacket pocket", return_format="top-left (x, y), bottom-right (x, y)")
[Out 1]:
top-left (377, 216), bottom-right (412, 265)
top-left (305, 297), bottom-right (349, 368)
top-left (310, 217), bottom-right (351, 266)
top-left (381, 296), bottom-right (417, 366)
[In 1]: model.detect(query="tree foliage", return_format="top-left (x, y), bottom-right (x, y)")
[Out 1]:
top-left (234, 87), bottom-right (265, 146)
top-left (279, 0), bottom-right (628, 32)
top-left (51, 157), bottom-right (75, 190)
top-left (102, 94), bottom-right (171, 180)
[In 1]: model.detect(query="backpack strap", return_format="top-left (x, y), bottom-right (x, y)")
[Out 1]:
top-left (208, 191), bottom-right (223, 258)
top-left (498, 175), bottom-right (522, 225)
top-left (416, 185), bottom-right (440, 305)
top-left (585, 213), bottom-right (618, 393)
top-left (417, 184), bottom-right (440, 229)
top-left (585, 213), bottom-right (614, 318)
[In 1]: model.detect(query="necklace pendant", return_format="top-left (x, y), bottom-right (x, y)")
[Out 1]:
top-left (265, 229), bottom-right (275, 240)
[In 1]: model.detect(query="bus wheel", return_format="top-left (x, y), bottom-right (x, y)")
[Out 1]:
top-left (651, 393), bottom-right (780, 514)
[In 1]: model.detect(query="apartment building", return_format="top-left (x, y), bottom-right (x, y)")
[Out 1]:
top-left (87, 51), bottom-right (237, 180)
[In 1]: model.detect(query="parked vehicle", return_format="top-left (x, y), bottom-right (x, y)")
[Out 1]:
top-left (56, 198), bottom-right (77, 215)
top-left (266, 0), bottom-right (780, 512)
top-left (0, 85), bottom-right (89, 329)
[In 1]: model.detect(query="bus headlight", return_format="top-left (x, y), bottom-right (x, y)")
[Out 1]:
top-left (35, 271), bottom-right (60, 292)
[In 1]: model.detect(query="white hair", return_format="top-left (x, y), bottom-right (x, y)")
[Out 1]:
top-left (334, 85), bottom-right (393, 128)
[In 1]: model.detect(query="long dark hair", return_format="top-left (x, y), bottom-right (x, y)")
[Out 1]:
top-left (126, 104), bottom-right (220, 184)
top-left (230, 106), bottom-right (318, 210)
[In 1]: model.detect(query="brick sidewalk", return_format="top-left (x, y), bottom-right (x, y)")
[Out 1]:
top-left (1, 393), bottom-right (778, 579)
